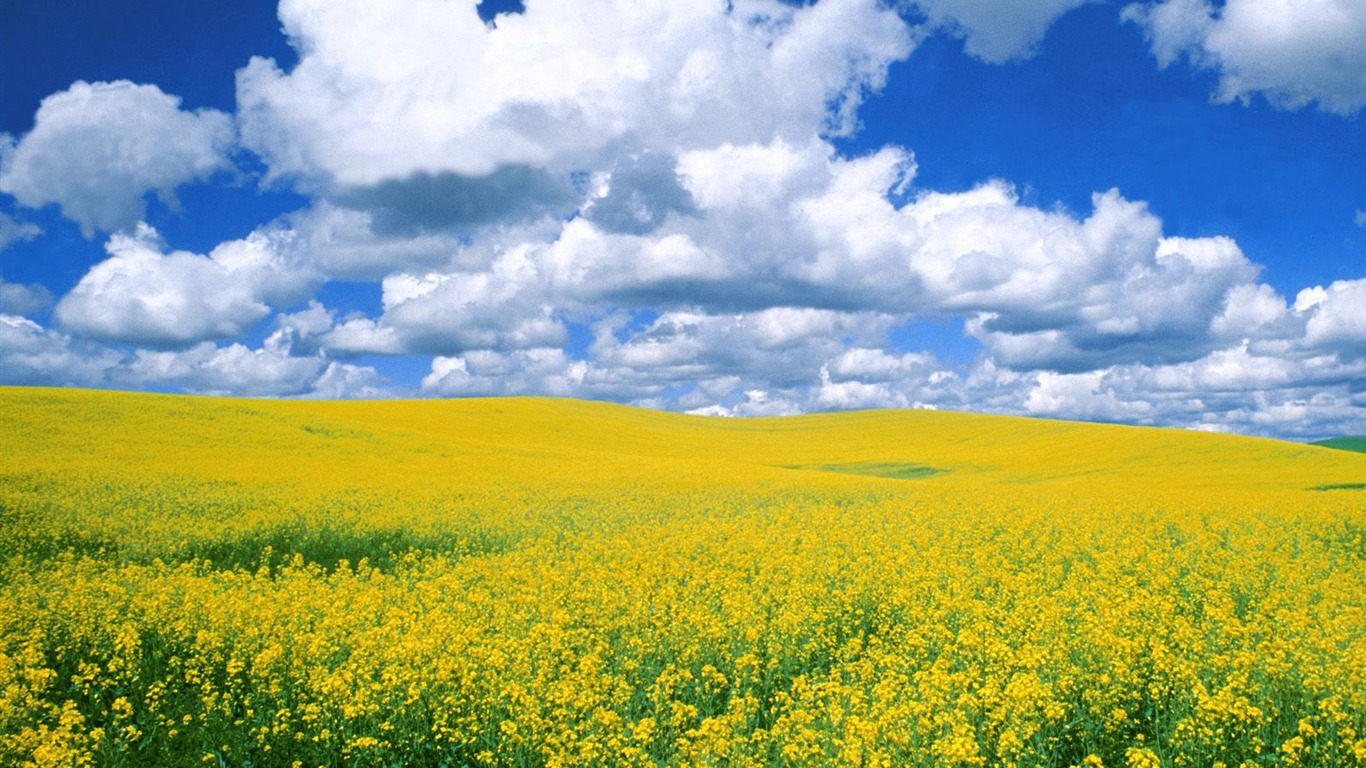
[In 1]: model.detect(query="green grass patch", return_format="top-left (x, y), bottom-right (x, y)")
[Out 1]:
top-left (790, 461), bottom-right (945, 480)
top-left (1309, 483), bottom-right (1366, 492)
top-left (1313, 437), bottom-right (1366, 454)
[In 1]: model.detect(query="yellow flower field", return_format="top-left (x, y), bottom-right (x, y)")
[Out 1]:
top-left (3, 386), bottom-right (1366, 767)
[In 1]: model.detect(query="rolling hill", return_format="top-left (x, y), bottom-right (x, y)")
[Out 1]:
top-left (1315, 436), bottom-right (1366, 454)
top-left (3, 386), bottom-right (1366, 768)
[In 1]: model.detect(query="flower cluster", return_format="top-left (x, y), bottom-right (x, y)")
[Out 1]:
top-left (2, 388), bottom-right (1365, 767)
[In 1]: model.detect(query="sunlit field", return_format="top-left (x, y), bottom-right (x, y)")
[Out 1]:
top-left (3, 387), bottom-right (1366, 768)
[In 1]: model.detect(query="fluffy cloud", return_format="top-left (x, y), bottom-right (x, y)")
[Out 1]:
top-left (909, 0), bottom-right (1097, 63)
top-left (557, 140), bottom-right (1259, 373)
top-left (126, 341), bottom-right (385, 398)
top-left (1299, 278), bottom-right (1366, 354)
top-left (0, 276), bottom-right (52, 318)
top-left (0, 81), bottom-right (234, 235)
top-left (1013, 342), bottom-right (1366, 439)
top-left (418, 307), bottom-right (898, 408)
top-left (0, 305), bottom-right (387, 397)
top-left (0, 314), bottom-right (121, 387)
top-left (332, 166), bottom-right (578, 237)
top-left (5, 0), bottom-right (1364, 440)
top-left (323, 247), bottom-right (566, 357)
top-left (294, 129), bottom-right (1325, 419)
top-left (237, 0), bottom-right (913, 188)
top-left (584, 153), bottom-right (697, 236)
top-left (0, 212), bottom-right (41, 252)
top-left (1124, 0), bottom-right (1366, 114)
top-left (423, 348), bottom-right (588, 398)
top-left (261, 203), bottom-right (473, 282)
top-left (55, 223), bottom-right (315, 347)
top-left (615, 309), bottom-right (886, 380)
top-left (814, 348), bottom-right (954, 410)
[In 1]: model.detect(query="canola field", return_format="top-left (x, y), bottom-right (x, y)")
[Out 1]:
top-left (3, 387), bottom-right (1366, 768)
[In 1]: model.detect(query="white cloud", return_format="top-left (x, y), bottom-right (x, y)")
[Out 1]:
top-left (419, 307), bottom-right (900, 408)
top-left (268, 301), bottom-right (335, 357)
top-left (813, 347), bottom-right (952, 410)
top-left (679, 146), bottom-right (1256, 369)
top-left (0, 298), bottom-right (389, 397)
top-left (237, 0), bottom-right (913, 188)
top-left (125, 341), bottom-right (385, 398)
top-left (0, 314), bottom-right (121, 387)
top-left (423, 348), bottom-right (588, 398)
top-left (266, 203), bottom-right (477, 282)
top-left (909, 0), bottom-right (1097, 63)
top-left (907, 193), bottom-right (1260, 371)
top-left (590, 308), bottom-right (892, 389)
top-left (301, 133), bottom-right (1296, 396)
top-left (1125, 0), bottom-right (1366, 114)
top-left (0, 212), bottom-right (42, 252)
top-left (1010, 345), bottom-right (1366, 439)
top-left (305, 362), bottom-right (392, 399)
top-left (1024, 369), bottom-right (1156, 422)
top-left (325, 246), bottom-right (565, 356)
top-left (0, 276), bottom-right (52, 318)
top-left (678, 138), bottom-right (834, 212)
top-left (688, 388), bottom-right (806, 417)
top-left (0, 81), bottom-right (234, 235)
top-left (121, 308), bottom-right (394, 396)
top-left (1300, 278), bottom-right (1366, 354)
top-left (55, 223), bottom-right (315, 347)
top-left (7, 0), bottom-right (1362, 440)
top-left (126, 342), bottom-right (325, 396)
top-left (223, 104), bottom-right (1366, 439)
top-left (1210, 282), bottom-right (1290, 341)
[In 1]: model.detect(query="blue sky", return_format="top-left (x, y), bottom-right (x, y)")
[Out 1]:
top-left (1, 0), bottom-right (1363, 439)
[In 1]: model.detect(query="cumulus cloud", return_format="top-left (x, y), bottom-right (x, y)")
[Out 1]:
top-left (908, 0), bottom-right (1097, 63)
top-left (0, 81), bottom-right (234, 235)
top-left (418, 307), bottom-right (897, 408)
top-left (1124, 0), bottom-right (1366, 114)
top-left (584, 153), bottom-right (697, 236)
top-left (332, 166), bottom-right (578, 236)
top-left (55, 223), bottom-right (315, 347)
top-left (236, 0), bottom-right (913, 188)
top-left (7, 0), bottom-right (1362, 440)
top-left (814, 348), bottom-right (954, 410)
top-left (0, 212), bottom-right (42, 252)
top-left (293, 126), bottom-right (1343, 433)
top-left (1299, 278), bottom-right (1366, 355)
top-left (687, 388), bottom-right (807, 418)
top-left (0, 314), bottom-right (122, 387)
top-left (1210, 282), bottom-right (1291, 342)
top-left (126, 341), bottom-right (385, 398)
top-left (0, 304), bottom-right (388, 397)
top-left (1012, 343), bottom-right (1366, 439)
top-left (423, 348), bottom-right (589, 398)
top-left (578, 140), bottom-right (1260, 374)
top-left (0, 272), bottom-right (52, 318)
top-left (263, 203), bottom-right (480, 282)
top-left (593, 308), bottom-right (890, 387)
top-left (323, 247), bottom-right (566, 357)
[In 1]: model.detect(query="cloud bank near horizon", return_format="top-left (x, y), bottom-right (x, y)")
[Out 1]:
top-left (0, 0), bottom-right (1364, 439)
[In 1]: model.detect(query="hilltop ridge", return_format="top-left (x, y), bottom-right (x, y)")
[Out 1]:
top-left (3, 386), bottom-right (1362, 495)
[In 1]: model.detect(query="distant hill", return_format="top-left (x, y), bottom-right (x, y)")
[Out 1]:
top-left (1314, 437), bottom-right (1366, 454)
top-left (4, 386), bottom-right (1366, 768)
top-left (2, 386), bottom-right (1363, 496)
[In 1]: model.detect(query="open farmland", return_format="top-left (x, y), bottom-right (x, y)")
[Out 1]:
top-left (3, 387), bottom-right (1366, 767)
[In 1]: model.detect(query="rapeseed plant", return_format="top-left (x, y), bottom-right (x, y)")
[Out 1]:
top-left (2, 387), bottom-right (1365, 767)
